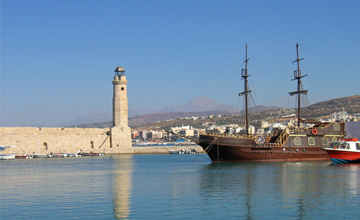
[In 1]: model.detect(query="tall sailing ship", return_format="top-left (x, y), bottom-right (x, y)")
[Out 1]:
top-left (198, 44), bottom-right (345, 162)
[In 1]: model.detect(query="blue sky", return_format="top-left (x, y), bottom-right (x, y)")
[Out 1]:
top-left (1, 0), bottom-right (359, 127)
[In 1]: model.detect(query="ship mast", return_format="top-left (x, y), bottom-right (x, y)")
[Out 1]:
top-left (239, 44), bottom-right (251, 135)
top-left (289, 44), bottom-right (308, 127)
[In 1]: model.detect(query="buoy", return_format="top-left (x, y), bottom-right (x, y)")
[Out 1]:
top-left (311, 129), bottom-right (318, 135)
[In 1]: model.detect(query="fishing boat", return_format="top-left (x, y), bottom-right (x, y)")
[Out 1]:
top-left (65, 153), bottom-right (78, 157)
top-left (198, 44), bottom-right (345, 162)
top-left (52, 152), bottom-right (67, 158)
top-left (77, 150), bottom-right (105, 156)
top-left (52, 152), bottom-right (78, 157)
top-left (169, 148), bottom-right (197, 154)
top-left (169, 150), bottom-right (180, 154)
top-left (323, 138), bottom-right (360, 164)
top-left (33, 153), bottom-right (53, 158)
top-left (0, 145), bottom-right (16, 160)
top-left (15, 154), bottom-right (29, 159)
top-left (0, 154), bottom-right (16, 160)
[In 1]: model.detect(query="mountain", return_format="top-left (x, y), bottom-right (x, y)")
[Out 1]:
top-left (160, 97), bottom-right (234, 113)
top-left (64, 97), bottom-right (236, 127)
top-left (70, 105), bottom-right (278, 128)
top-left (66, 95), bottom-right (360, 128)
top-left (56, 113), bottom-right (111, 127)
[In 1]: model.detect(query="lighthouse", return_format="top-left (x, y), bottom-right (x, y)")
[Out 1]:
top-left (112, 66), bottom-right (129, 127)
top-left (110, 66), bottom-right (133, 152)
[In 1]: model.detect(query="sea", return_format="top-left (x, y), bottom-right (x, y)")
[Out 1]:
top-left (1, 154), bottom-right (359, 220)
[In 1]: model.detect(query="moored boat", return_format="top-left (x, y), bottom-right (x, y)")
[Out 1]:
top-left (324, 138), bottom-right (360, 164)
top-left (65, 153), bottom-right (78, 157)
top-left (52, 152), bottom-right (67, 158)
top-left (33, 153), bottom-right (53, 158)
top-left (0, 145), bottom-right (16, 160)
top-left (169, 150), bottom-right (180, 154)
top-left (0, 154), bottom-right (16, 160)
top-left (78, 150), bottom-right (105, 156)
top-left (198, 44), bottom-right (345, 162)
top-left (15, 154), bottom-right (29, 159)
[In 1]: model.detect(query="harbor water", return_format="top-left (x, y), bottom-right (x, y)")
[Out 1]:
top-left (1, 154), bottom-right (359, 219)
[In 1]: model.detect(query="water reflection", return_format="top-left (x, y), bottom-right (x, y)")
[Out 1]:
top-left (1, 155), bottom-right (359, 219)
top-left (200, 162), bottom-right (360, 219)
top-left (112, 155), bottom-right (134, 219)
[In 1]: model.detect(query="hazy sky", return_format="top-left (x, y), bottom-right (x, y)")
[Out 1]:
top-left (1, 0), bottom-right (359, 127)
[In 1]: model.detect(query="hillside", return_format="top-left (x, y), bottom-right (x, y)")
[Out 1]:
top-left (301, 95), bottom-right (360, 118)
top-left (160, 97), bottom-right (234, 112)
top-left (71, 105), bottom-right (276, 128)
top-left (70, 95), bottom-right (360, 129)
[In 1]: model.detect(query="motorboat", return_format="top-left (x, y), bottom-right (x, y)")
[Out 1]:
top-left (323, 138), bottom-right (360, 164)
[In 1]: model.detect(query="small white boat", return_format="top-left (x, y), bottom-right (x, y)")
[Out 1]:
top-left (0, 154), bottom-right (16, 160)
top-left (0, 145), bottom-right (16, 160)
top-left (52, 152), bottom-right (67, 157)
top-left (65, 153), bottom-right (78, 157)
top-left (51, 152), bottom-right (78, 157)
top-left (33, 153), bottom-right (53, 158)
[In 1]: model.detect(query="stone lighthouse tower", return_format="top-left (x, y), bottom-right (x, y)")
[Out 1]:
top-left (110, 66), bottom-right (133, 153)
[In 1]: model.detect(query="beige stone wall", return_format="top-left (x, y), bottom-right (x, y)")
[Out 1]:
top-left (0, 127), bottom-right (132, 155)
top-left (110, 126), bottom-right (133, 154)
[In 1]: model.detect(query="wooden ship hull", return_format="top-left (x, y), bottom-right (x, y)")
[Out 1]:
top-left (199, 122), bottom-right (345, 162)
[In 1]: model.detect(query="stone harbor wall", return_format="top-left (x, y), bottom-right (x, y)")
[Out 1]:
top-left (0, 127), bottom-right (133, 155)
top-left (0, 127), bottom-right (203, 155)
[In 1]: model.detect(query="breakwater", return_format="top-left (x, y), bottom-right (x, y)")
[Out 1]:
top-left (0, 126), bottom-right (132, 155)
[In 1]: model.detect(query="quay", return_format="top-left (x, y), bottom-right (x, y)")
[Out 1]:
top-left (133, 145), bottom-right (204, 154)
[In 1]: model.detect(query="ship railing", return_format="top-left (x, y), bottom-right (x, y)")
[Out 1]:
top-left (203, 132), bottom-right (255, 139)
top-left (274, 128), bottom-right (289, 146)
top-left (288, 127), bottom-right (305, 132)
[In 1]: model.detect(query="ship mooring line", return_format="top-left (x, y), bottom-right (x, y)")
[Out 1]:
top-left (191, 138), bottom-right (218, 163)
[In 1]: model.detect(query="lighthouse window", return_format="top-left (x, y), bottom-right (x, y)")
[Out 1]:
top-left (90, 141), bottom-right (94, 149)
top-left (308, 137), bottom-right (315, 146)
top-left (43, 142), bottom-right (48, 150)
top-left (294, 137), bottom-right (301, 145)
top-left (121, 87), bottom-right (125, 91)
top-left (321, 137), bottom-right (328, 145)
top-left (334, 123), bottom-right (340, 131)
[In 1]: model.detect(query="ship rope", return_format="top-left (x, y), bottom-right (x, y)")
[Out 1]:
top-left (301, 63), bottom-right (324, 102)
top-left (203, 138), bottom-right (218, 153)
top-left (191, 138), bottom-right (218, 163)
top-left (192, 152), bottom-right (212, 163)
